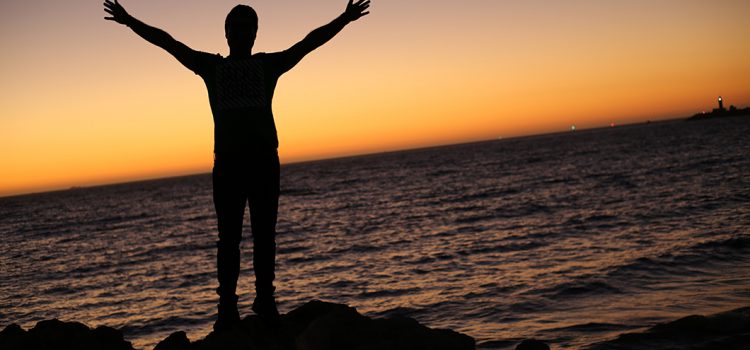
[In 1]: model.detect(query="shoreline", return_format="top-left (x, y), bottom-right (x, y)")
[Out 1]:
top-left (1, 300), bottom-right (475, 350)
top-left (3, 303), bottom-right (749, 350)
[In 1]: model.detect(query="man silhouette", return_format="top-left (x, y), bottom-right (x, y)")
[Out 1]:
top-left (104, 0), bottom-right (370, 330)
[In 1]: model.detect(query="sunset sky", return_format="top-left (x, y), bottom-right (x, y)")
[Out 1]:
top-left (1, 0), bottom-right (749, 196)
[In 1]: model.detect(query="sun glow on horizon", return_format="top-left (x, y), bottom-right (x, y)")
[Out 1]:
top-left (2, 0), bottom-right (750, 196)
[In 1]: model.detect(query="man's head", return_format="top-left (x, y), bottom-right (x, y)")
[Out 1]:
top-left (225, 5), bottom-right (258, 53)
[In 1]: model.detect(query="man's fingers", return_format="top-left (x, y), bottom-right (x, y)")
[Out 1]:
top-left (104, 17), bottom-right (115, 21)
top-left (104, 8), bottom-right (114, 15)
top-left (104, 3), bottom-right (119, 12)
top-left (360, 11), bottom-right (370, 17)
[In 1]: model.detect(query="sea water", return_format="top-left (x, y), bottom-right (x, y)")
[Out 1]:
top-left (1, 117), bottom-right (749, 349)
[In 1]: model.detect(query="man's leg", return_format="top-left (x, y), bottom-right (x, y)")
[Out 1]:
top-left (212, 156), bottom-right (247, 330)
top-left (247, 150), bottom-right (281, 318)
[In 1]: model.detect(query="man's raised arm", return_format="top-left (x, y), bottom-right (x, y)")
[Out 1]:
top-left (277, 0), bottom-right (370, 73)
top-left (104, 0), bottom-right (201, 73)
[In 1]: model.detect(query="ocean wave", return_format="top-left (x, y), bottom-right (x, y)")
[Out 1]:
top-left (693, 235), bottom-right (750, 251)
top-left (120, 315), bottom-right (206, 335)
top-left (358, 287), bottom-right (422, 299)
top-left (528, 279), bottom-right (624, 299)
top-left (127, 242), bottom-right (214, 260)
top-left (457, 241), bottom-right (543, 256)
top-left (443, 188), bottom-right (521, 205)
top-left (493, 203), bottom-right (554, 218)
top-left (544, 322), bottom-right (638, 334)
top-left (607, 235), bottom-right (750, 282)
top-left (279, 187), bottom-right (319, 197)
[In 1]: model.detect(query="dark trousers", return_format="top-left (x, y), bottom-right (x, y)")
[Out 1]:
top-left (212, 150), bottom-right (280, 304)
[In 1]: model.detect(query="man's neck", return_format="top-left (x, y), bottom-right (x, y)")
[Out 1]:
top-left (228, 49), bottom-right (253, 58)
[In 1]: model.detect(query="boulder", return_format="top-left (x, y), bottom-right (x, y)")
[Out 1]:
top-left (1, 300), bottom-right (475, 350)
top-left (515, 339), bottom-right (550, 350)
top-left (0, 319), bottom-right (134, 350)
top-left (193, 300), bottom-right (475, 350)
top-left (586, 306), bottom-right (750, 350)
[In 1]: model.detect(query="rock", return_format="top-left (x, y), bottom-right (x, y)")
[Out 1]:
top-left (1, 300), bottom-right (475, 350)
top-left (0, 324), bottom-right (27, 350)
top-left (293, 300), bottom-right (474, 350)
top-left (194, 300), bottom-right (475, 350)
top-left (516, 339), bottom-right (550, 350)
top-left (585, 306), bottom-right (750, 350)
top-left (0, 319), bottom-right (134, 350)
top-left (154, 331), bottom-right (191, 350)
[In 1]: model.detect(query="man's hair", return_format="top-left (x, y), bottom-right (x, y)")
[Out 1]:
top-left (225, 5), bottom-right (258, 33)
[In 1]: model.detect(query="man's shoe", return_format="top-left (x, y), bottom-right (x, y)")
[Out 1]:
top-left (252, 295), bottom-right (280, 320)
top-left (213, 304), bottom-right (240, 332)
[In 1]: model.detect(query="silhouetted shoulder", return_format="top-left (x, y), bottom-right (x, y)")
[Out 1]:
top-left (190, 51), bottom-right (224, 77)
top-left (256, 51), bottom-right (298, 77)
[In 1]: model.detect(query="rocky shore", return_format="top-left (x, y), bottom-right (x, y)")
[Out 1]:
top-left (3, 301), bottom-right (748, 350)
top-left (0, 300), bottom-right (475, 350)
top-left (584, 306), bottom-right (750, 350)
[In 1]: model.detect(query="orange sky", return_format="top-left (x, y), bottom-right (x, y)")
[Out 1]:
top-left (1, 0), bottom-right (749, 196)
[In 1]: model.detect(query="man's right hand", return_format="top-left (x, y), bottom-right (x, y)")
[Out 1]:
top-left (344, 0), bottom-right (371, 22)
top-left (104, 0), bottom-right (133, 25)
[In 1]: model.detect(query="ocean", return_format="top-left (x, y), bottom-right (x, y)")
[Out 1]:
top-left (1, 117), bottom-right (749, 349)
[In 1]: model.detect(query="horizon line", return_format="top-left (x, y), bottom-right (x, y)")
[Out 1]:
top-left (0, 117), bottom-right (685, 199)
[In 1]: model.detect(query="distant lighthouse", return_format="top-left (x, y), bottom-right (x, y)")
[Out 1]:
top-left (718, 96), bottom-right (724, 111)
